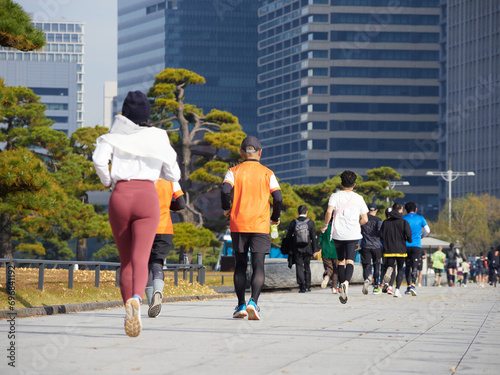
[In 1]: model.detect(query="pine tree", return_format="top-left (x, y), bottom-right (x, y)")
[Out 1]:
top-left (147, 68), bottom-right (246, 227)
top-left (0, 0), bottom-right (46, 51)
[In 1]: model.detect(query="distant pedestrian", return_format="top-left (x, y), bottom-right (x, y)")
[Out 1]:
top-left (221, 136), bottom-right (282, 320)
top-left (92, 90), bottom-right (181, 337)
top-left (380, 203), bottom-right (412, 298)
top-left (360, 203), bottom-right (383, 295)
top-left (461, 260), bottom-right (470, 287)
top-left (476, 253), bottom-right (488, 287)
top-left (430, 246), bottom-right (446, 287)
top-left (487, 246), bottom-right (499, 285)
top-left (321, 170), bottom-right (369, 304)
top-left (145, 178), bottom-right (185, 318)
top-left (285, 205), bottom-right (319, 293)
top-left (403, 202), bottom-right (430, 296)
top-left (317, 217), bottom-right (338, 294)
top-left (445, 243), bottom-right (460, 286)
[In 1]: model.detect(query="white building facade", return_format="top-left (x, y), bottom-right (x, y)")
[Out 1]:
top-left (0, 21), bottom-right (85, 135)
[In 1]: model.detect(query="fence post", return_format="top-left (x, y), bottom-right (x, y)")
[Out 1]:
top-left (115, 266), bottom-right (120, 287)
top-left (38, 263), bottom-right (45, 291)
top-left (174, 267), bottom-right (178, 286)
top-left (95, 264), bottom-right (100, 288)
top-left (68, 264), bottom-right (74, 289)
top-left (198, 266), bottom-right (205, 286)
top-left (196, 254), bottom-right (202, 284)
top-left (183, 255), bottom-right (188, 280)
top-left (189, 266), bottom-right (194, 284)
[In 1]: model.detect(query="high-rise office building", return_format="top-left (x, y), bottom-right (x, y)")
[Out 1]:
top-left (438, 0), bottom-right (500, 202)
top-left (103, 81), bottom-right (118, 128)
top-left (258, 0), bottom-right (441, 216)
top-left (117, 0), bottom-right (259, 135)
top-left (0, 21), bottom-right (85, 135)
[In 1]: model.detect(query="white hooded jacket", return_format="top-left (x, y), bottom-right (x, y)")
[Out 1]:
top-left (92, 115), bottom-right (180, 187)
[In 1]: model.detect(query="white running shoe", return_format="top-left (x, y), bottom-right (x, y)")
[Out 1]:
top-left (124, 297), bottom-right (142, 337)
top-left (394, 288), bottom-right (402, 298)
top-left (339, 281), bottom-right (349, 304)
top-left (321, 276), bottom-right (329, 289)
top-left (362, 275), bottom-right (372, 295)
top-left (148, 290), bottom-right (163, 318)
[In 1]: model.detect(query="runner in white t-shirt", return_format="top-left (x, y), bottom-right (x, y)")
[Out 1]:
top-left (321, 170), bottom-right (369, 304)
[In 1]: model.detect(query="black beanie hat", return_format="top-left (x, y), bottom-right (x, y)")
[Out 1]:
top-left (122, 91), bottom-right (151, 124)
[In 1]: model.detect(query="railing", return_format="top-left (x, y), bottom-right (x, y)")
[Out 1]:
top-left (0, 258), bottom-right (205, 290)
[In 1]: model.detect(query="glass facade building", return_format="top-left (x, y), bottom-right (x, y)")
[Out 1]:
top-left (438, 0), bottom-right (500, 203)
top-left (0, 22), bottom-right (85, 135)
top-left (117, 0), bottom-right (259, 135)
top-left (258, 0), bottom-right (441, 217)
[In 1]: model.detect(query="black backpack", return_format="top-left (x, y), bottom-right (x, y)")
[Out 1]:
top-left (294, 218), bottom-right (310, 247)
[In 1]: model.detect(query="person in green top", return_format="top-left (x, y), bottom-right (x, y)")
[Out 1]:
top-left (316, 221), bottom-right (338, 293)
top-left (431, 246), bottom-right (446, 287)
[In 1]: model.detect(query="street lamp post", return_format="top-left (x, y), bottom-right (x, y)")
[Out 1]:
top-left (426, 169), bottom-right (475, 228)
top-left (386, 180), bottom-right (410, 203)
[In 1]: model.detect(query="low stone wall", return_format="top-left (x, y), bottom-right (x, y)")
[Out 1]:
top-left (247, 258), bottom-right (364, 289)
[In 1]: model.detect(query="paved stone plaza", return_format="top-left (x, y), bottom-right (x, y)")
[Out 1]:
top-left (1, 284), bottom-right (499, 374)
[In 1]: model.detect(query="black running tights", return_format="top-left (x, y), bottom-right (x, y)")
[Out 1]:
top-left (385, 257), bottom-right (405, 289)
top-left (234, 252), bottom-right (266, 306)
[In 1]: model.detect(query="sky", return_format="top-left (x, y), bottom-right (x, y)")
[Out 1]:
top-left (17, 0), bottom-right (117, 127)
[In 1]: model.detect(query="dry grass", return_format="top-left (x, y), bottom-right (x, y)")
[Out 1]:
top-left (0, 267), bottom-right (225, 310)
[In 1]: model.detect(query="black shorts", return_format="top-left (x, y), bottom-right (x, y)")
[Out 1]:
top-left (149, 233), bottom-right (174, 263)
top-left (333, 240), bottom-right (358, 262)
top-left (447, 262), bottom-right (457, 270)
top-left (434, 268), bottom-right (443, 277)
top-left (231, 232), bottom-right (271, 254)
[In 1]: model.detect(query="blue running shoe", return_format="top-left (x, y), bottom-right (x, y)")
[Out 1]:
top-left (233, 304), bottom-right (248, 319)
top-left (246, 299), bottom-right (261, 320)
top-left (404, 287), bottom-right (412, 295)
top-left (410, 286), bottom-right (418, 296)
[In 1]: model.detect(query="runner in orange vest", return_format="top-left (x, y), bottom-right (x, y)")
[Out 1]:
top-left (221, 136), bottom-right (282, 320)
top-left (145, 178), bottom-right (185, 318)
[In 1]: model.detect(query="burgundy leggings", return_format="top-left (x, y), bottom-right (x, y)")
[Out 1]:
top-left (108, 180), bottom-right (160, 303)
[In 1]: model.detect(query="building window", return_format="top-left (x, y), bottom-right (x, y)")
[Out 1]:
top-left (330, 13), bottom-right (439, 26)
top-left (310, 86), bottom-right (328, 94)
top-left (308, 14), bottom-right (329, 23)
top-left (330, 31), bottom-right (439, 44)
top-left (310, 139), bottom-right (328, 150)
top-left (309, 159), bottom-right (328, 167)
top-left (330, 67), bottom-right (439, 79)
top-left (45, 103), bottom-right (68, 110)
top-left (30, 87), bottom-right (69, 96)
top-left (47, 116), bottom-right (69, 123)
top-left (330, 102), bottom-right (438, 114)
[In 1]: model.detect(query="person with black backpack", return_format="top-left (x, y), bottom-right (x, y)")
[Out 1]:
top-left (284, 205), bottom-right (319, 293)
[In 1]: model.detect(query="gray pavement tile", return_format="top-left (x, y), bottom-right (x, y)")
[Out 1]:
top-left (1, 284), bottom-right (499, 374)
